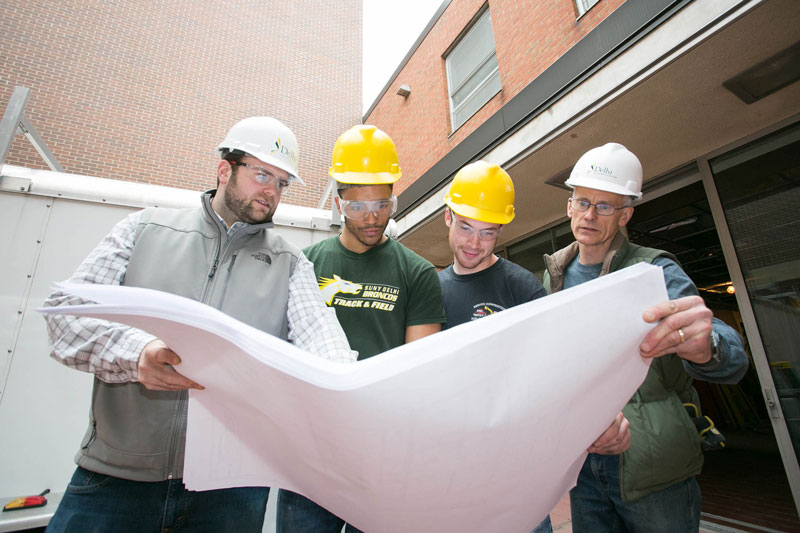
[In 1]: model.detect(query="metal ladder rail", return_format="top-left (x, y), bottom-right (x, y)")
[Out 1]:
top-left (0, 86), bottom-right (63, 172)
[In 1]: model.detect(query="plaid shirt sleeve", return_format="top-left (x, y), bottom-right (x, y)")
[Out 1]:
top-left (287, 253), bottom-right (357, 363)
top-left (43, 210), bottom-right (155, 383)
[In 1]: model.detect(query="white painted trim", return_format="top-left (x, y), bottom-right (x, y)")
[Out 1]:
top-left (398, 0), bottom-right (763, 237)
top-left (0, 164), bottom-right (333, 231)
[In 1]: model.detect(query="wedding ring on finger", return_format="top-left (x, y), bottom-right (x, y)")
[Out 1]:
top-left (678, 328), bottom-right (685, 343)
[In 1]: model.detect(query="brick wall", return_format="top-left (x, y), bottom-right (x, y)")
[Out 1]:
top-left (0, 0), bottom-right (361, 207)
top-left (364, 0), bottom-right (625, 195)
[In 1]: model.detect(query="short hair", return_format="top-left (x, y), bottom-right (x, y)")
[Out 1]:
top-left (217, 149), bottom-right (246, 188)
top-left (220, 148), bottom-right (246, 164)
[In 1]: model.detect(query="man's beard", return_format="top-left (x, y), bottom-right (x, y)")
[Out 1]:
top-left (224, 172), bottom-right (274, 224)
top-left (344, 217), bottom-right (388, 248)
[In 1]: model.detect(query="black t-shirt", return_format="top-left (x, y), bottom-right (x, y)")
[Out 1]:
top-left (438, 257), bottom-right (547, 329)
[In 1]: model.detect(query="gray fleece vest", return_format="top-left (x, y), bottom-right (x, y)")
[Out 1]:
top-left (76, 191), bottom-right (300, 481)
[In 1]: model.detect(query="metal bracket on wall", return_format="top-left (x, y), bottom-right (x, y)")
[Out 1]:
top-left (0, 86), bottom-right (64, 172)
top-left (317, 177), bottom-right (341, 227)
top-left (0, 176), bottom-right (32, 193)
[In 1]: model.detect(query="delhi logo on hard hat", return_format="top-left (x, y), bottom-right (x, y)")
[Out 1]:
top-left (589, 164), bottom-right (615, 177)
top-left (272, 138), bottom-right (298, 165)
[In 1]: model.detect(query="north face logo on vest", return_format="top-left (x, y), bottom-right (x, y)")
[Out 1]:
top-left (251, 252), bottom-right (272, 264)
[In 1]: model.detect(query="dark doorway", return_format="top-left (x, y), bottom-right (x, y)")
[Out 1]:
top-left (627, 179), bottom-right (800, 532)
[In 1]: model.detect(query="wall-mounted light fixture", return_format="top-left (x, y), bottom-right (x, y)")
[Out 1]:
top-left (396, 84), bottom-right (411, 98)
top-left (723, 41), bottom-right (800, 104)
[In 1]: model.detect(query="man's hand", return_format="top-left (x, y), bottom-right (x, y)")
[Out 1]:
top-left (137, 339), bottom-right (204, 391)
top-left (589, 412), bottom-right (630, 455)
top-left (640, 296), bottom-right (714, 364)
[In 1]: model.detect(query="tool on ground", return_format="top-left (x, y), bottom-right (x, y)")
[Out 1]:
top-left (2, 489), bottom-right (50, 512)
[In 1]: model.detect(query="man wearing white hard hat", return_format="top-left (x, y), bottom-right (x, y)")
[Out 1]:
top-left (543, 143), bottom-right (748, 532)
top-left (44, 117), bottom-right (355, 532)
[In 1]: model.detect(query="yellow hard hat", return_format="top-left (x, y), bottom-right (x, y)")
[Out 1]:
top-left (329, 125), bottom-right (402, 185)
top-left (444, 161), bottom-right (515, 224)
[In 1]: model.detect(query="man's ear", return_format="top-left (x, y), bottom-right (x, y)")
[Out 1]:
top-left (334, 195), bottom-right (343, 214)
top-left (444, 207), bottom-right (452, 228)
top-left (217, 160), bottom-right (232, 186)
top-left (566, 198), bottom-right (573, 219)
top-left (619, 205), bottom-right (634, 227)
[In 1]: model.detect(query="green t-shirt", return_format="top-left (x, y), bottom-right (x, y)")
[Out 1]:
top-left (303, 236), bottom-right (445, 360)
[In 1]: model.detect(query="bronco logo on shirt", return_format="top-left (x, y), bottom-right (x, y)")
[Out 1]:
top-left (319, 275), bottom-right (363, 305)
top-left (319, 276), bottom-right (399, 312)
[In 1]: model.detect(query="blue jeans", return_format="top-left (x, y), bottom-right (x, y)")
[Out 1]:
top-left (278, 488), bottom-right (551, 532)
top-left (531, 514), bottom-right (553, 532)
top-left (277, 489), bottom-right (362, 533)
top-left (46, 466), bottom-right (269, 532)
top-left (569, 453), bottom-right (701, 532)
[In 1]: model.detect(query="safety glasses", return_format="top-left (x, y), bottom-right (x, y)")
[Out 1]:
top-left (337, 195), bottom-right (397, 220)
top-left (230, 161), bottom-right (290, 192)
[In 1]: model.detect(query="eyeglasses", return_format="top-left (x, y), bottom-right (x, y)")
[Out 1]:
top-left (230, 161), bottom-right (290, 192)
top-left (569, 197), bottom-right (629, 216)
top-left (337, 196), bottom-right (397, 220)
top-left (453, 222), bottom-right (500, 241)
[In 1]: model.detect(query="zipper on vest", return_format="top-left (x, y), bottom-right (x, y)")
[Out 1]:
top-left (204, 227), bottom-right (244, 306)
top-left (166, 391), bottom-right (187, 481)
top-left (208, 222), bottom-right (227, 280)
top-left (202, 226), bottom-right (226, 302)
top-left (222, 253), bottom-right (237, 295)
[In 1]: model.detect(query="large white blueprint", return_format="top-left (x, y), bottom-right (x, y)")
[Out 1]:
top-left (41, 262), bottom-right (667, 532)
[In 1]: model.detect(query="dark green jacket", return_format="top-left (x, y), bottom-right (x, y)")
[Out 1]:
top-left (543, 232), bottom-right (703, 502)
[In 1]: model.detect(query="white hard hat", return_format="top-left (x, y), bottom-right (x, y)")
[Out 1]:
top-left (216, 117), bottom-right (303, 184)
top-left (565, 143), bottom-right (642, 199)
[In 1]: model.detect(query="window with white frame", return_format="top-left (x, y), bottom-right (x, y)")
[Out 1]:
top-left (445, 8), bottom-right (502, 131)
top-left (576, 0), bottom-right (601, 17)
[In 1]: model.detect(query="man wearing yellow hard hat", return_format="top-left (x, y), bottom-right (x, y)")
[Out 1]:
top-left (438, 160), bottom-right (544, 321)
top-left (276, 125), bottom-right (446, 532)
top-left (438, 160), bottom-right (633, 532)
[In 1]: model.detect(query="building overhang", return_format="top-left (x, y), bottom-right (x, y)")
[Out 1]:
top-left (394, 0), bottom-right (800, 267)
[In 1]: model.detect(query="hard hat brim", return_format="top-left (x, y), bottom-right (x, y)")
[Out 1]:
top-left (330, 170), bottom-right (401, 185)
top-left (565, 176), bottom-right (642, 200)
top-left (445, 198), bottom-right (514, 225)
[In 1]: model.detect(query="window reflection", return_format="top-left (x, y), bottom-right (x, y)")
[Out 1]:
top-left (711, 127), bottom-right (800, 455)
